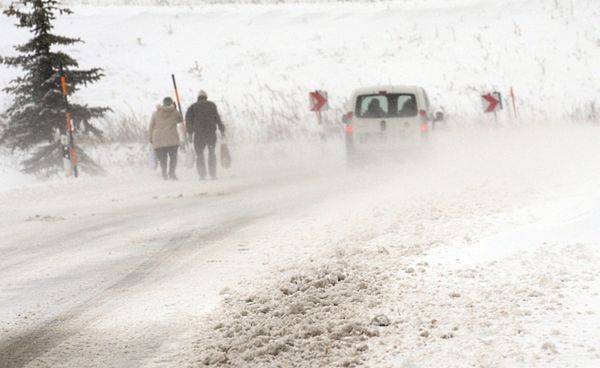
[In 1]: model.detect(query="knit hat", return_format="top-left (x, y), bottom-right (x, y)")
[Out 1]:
top-left (163, 97), bottom-right (174, 106)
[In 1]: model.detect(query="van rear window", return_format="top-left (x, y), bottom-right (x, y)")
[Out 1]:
top-left (356, 94), bottom-right (418, 118)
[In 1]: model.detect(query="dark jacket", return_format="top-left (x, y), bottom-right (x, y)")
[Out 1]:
top-left (185, 99), bottom-right (225, 138)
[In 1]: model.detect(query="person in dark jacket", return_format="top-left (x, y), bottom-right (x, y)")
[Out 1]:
top-left (149, 97), bottom-right (183, 180)
top-left (185, 90), bottom-right (225, 180)
top-left (364, 98), bottom-right (386, 118)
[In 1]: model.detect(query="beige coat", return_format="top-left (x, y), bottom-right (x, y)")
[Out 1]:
top-left (149, 105), bottom-right (183, 149)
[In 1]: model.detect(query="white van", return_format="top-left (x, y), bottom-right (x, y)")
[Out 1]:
top-left (342, 85), bottom-right (441, 159)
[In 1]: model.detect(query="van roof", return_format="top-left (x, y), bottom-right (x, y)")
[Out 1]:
top-left (352, 85), bottom-right (420, 96)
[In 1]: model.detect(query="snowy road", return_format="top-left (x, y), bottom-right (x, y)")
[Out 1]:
top-left (1, 126), bottom-right (600, 367)
top-left (0, 144), bottom-right (359, 367)
top-left (1, 0), bottom-right (599, 365)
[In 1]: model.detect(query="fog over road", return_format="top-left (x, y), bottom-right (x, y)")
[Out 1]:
top-left (0, 138), bottom-right (394, 367)
top-left (1, 126), bottom-right (600, 367)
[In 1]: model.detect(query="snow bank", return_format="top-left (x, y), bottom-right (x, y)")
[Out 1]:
top-left (169, 124), bottom-right (600, 367)
top-left (190, 260), bottom-right (383, 367)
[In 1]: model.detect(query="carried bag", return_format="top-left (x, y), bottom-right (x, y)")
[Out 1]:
top-left (176, 122), bottom-right (186, 144)
top-left (149, 146), bottom-right (158, 170)
top-left (177, 123), bottom-right (196, 169)
top-left (220, 142), bottom-right (231, 169)
top-left (185, 144), bottom-right (196, 169)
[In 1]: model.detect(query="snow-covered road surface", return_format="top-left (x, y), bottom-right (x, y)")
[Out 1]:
top-left (1, 125), bottom-right (599, 367)
top-left (0, 142), bottom-right (354, 367)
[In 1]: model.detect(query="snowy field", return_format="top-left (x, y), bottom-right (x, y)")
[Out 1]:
top-left (1, 0), bottom-right (599, 128)
top-left (1, 0), bottom-right (600, 367)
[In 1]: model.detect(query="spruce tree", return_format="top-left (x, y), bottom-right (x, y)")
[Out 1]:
top-left (1, 0), bottom-right (109, 176)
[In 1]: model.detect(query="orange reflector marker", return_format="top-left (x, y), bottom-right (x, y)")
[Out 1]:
top-left (69, 148), bottom-right (78, 166)
top-left (60, 76), bottom-right (68, 97)
top-left (65, 111), bottom-right (72, 130)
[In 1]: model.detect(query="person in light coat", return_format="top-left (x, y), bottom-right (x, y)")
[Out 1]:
top-left (149, 97), bottom-right (183, 180)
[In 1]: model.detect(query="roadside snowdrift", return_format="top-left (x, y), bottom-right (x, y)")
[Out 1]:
top-left (193, 261), bottom-right (382, 367)
top-left (164, 124), bottom-right (600, 368)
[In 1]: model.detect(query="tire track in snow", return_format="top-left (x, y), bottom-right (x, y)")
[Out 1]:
top-left (0, 185), bottom-right (252, 273)
top-left (0, 170), bottom-right (351, 368)
top-left (0, 213), bottom-right (264, 368)
top-left (0, 172), bottom-right (318, 274)
top-left (0, 163), bottom-right (356, 367)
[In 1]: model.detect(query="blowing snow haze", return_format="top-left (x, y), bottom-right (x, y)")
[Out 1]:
top-left (0, 0), bottom-right (599, 367)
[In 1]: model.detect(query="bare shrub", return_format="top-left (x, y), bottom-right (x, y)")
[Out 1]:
top-left (219, 85), bottom-right (343, 144)
top-left (566, 101), bottom-right (599, 123)
top-left (82, 112), bottom-right (149, 145)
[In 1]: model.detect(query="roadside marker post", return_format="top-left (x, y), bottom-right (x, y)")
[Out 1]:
top-left (171, 74), bottom-right (196, 170)
top-left (482, 91), bottom-right (503, 122)
top-left (171, 74), bottom-right (183, 118)
top-left (60, 67), bottom-right (78, 178)
top-left (171, 74), bottom-right (188, 147)
top-left (510, 87), bottom-right (518, 119)
top-left (309, 90), bottom-right (329, 125)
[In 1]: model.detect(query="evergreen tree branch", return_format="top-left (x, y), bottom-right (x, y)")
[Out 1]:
top-left (1, 0), bottom-right (109, 175)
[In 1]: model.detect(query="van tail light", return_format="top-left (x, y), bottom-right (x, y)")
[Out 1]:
top-left (419, 110), bottom-right (429, 132)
